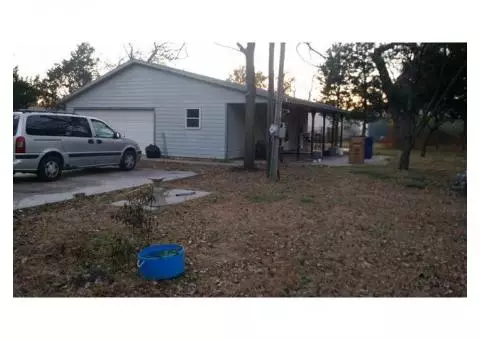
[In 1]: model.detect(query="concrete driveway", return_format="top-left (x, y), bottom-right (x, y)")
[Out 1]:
top-left (13, 168), bottom-right (196, 210)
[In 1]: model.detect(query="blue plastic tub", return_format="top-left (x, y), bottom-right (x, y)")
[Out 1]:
top-left (137, 244), bottom-right (185, 280)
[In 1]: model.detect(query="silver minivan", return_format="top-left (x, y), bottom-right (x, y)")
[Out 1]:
top-left (13, 111), bottom-right (142, 181)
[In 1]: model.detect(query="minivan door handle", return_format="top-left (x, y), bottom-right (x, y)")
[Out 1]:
top-left (96, 139), bottom-right (102, 144)
top-left (88, 139), bottom-right (94, 144)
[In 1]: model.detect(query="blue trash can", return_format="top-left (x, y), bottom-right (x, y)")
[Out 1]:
top-left (137, 244), bottom-right (185, 280)
top-left (364, 137), bottom-right (374, 159)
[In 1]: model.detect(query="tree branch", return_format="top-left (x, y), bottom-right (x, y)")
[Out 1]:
top-left (304, 42), bottom-right (327, 59)
top-left (423, 45), bottom-right (449, 114)
top-left (174, 42), bottom-right (187, 60)
top-left (372, 44), bottom-right (396, 94)
top-left (296, 42), bottom-right (326, 68)
top-left (214, 42), bottom-right (243, 54)
top-left (125, 43), bottom-right (135, 60)
top-left (429, 60), bottom-right (467, 116)
top-left (236, 43), bottom-right (246, 53)
top-left (372, 42), bottom-right (417, 94)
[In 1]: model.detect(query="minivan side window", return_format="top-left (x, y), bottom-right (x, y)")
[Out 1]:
top-left (26, 115), bottom-right (70, 136)
top-left (91, 119), bottom-right (115, 138)
top-left (65, 117), bottom-right (92, 138)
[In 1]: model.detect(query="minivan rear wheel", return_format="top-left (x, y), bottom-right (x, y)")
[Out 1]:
top-left (38, 154), bottom-right (63, 181)
top-left (120, 150), bottom-right (137, 171)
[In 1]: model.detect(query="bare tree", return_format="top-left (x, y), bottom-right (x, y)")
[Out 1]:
top-left (237, 43), bottom-right (257, 169)
top-left (104, 41), bottom-right (188, 70)
top-left (216, 42), bottom-right (258, 169)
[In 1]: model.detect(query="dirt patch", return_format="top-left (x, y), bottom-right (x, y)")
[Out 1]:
top-left (13, 150), bottom-right (467, 297)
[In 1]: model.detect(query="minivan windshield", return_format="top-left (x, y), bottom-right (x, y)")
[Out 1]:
top-left (13, 115), bottom-right (19, 136)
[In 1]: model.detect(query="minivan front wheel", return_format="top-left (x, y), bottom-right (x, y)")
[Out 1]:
top-left (120, 150), bottom-right (137, 171)
top-left (38, 154), bottom-right (63, 181)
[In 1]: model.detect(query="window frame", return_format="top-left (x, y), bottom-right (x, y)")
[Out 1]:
top-left (90, 118), bottom-right (116, 139)
top-left (185, 108), bottom-right (202, 130)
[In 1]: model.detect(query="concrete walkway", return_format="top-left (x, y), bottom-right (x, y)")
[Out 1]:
top-left (142, 158), bottom-right (244, 167)
top-left (13, 168), bottom-right (196, 210)
top-left (141, 155), bottom-right (389, 168)
top-left (310, 155), bottom-right (390, 167)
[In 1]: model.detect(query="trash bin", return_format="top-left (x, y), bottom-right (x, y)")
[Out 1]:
top-left (364, 137), bottom-right (374, 159)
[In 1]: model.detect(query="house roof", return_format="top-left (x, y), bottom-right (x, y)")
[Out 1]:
top-left (60, 59), bottom-right (348, 115)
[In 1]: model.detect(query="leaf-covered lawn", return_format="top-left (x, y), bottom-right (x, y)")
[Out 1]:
top-left (13, 150), bottom-right (467, 297)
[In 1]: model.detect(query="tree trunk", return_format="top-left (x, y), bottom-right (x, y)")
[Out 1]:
top-left (420, 126), bottom-right (437, 157)
top-left (266, 43), bottom-right (275, 176)
top-left (389, 110), bottom-right (403, 149)
top-left (399, 145), bottom-right (412, 170)
top-left (398, 114), bottom-right (415, 170)
top-left (244, 43), bottom-right (256, 170)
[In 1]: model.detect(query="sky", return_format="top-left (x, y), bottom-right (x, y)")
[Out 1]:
top-left (12, 41), bottom-right (332, 101)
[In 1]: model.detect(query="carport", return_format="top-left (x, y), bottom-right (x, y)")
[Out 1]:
top-left (225, 97), bottom-right (349, 161)
top-left (281, 96), bottom-right (349, 160)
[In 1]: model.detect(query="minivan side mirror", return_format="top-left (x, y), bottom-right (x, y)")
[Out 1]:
top-left (114, 132), bottom-right (121, 139)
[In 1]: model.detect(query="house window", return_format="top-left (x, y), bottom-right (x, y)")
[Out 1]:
top-left (185, 108), bottom-right (201, 129)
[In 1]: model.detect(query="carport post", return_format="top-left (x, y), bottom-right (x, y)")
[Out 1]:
top-left (330, 114), bottom-right (335, 147)
top-left (321, 112), bottom-right (326, 157)
top-left (310, 111), bottom-right (315, 158)
top-left (339, 114), bottom-right (344, 148)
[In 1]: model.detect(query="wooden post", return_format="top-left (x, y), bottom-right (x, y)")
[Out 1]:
top-left (270, 43), bottom-right (286, 181)
top-left (310, 112), bottom-right (315, 158)
top-left (330, 115), bottom-right (335, 148)
top-left (266, 43), bottom-right (275, 177)
top-left (322, 112), bottom-right (326, 157)
top-left (296, 113), bottom-right (301, 161)
top-left (339, 114), bottom-right (344, 148)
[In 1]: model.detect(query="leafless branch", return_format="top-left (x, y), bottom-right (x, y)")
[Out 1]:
top-left (304, 42), bottom-right (327, 59)
top-left (214, 42), bottom-right (243, 53)
top-left (125, 43), bottom-right (135, 60)
top-left (296, 42), bottom-right (323, 68)
top-left (174, 42), bottom-right (188, 60)
top-left (236, 43), bottom-right (246, 54)
top-left (430, 60), bottom-right (467, 115)
top-left (422, 45), bottom-right (449, 114)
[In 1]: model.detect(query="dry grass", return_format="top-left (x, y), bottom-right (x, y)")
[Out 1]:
top-left (13, 149), bottom-right (467, 297)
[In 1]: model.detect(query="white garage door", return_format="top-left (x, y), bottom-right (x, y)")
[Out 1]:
top-left (77, 109), bottom-right (155, 152)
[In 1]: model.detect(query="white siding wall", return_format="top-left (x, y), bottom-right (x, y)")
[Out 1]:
top-left (226, 104), bottom-right (245, 159)
top-left (65, 64), bottom-right (253, 158)
top-left (226, 104), bottom-right (267, 159)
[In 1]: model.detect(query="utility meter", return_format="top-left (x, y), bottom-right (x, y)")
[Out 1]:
top-left (269, 124), bottom-right (279, 136)
top-left (279, 122), bottom-right (287, 139)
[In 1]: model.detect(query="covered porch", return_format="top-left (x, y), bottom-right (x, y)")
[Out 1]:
top-left (225, 97), bottom-right (349, 161)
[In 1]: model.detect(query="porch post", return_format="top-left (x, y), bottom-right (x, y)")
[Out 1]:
top-left (296, 123), bottom-right (301, 161)
top-left (330, 114), bottom-right (335, 148)
top-left (322, 112), bottom-right (326, 157)
top-left (310, 112), bottom-right (315, 158)
top-left (339, 114), bottom-right (344, 148)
